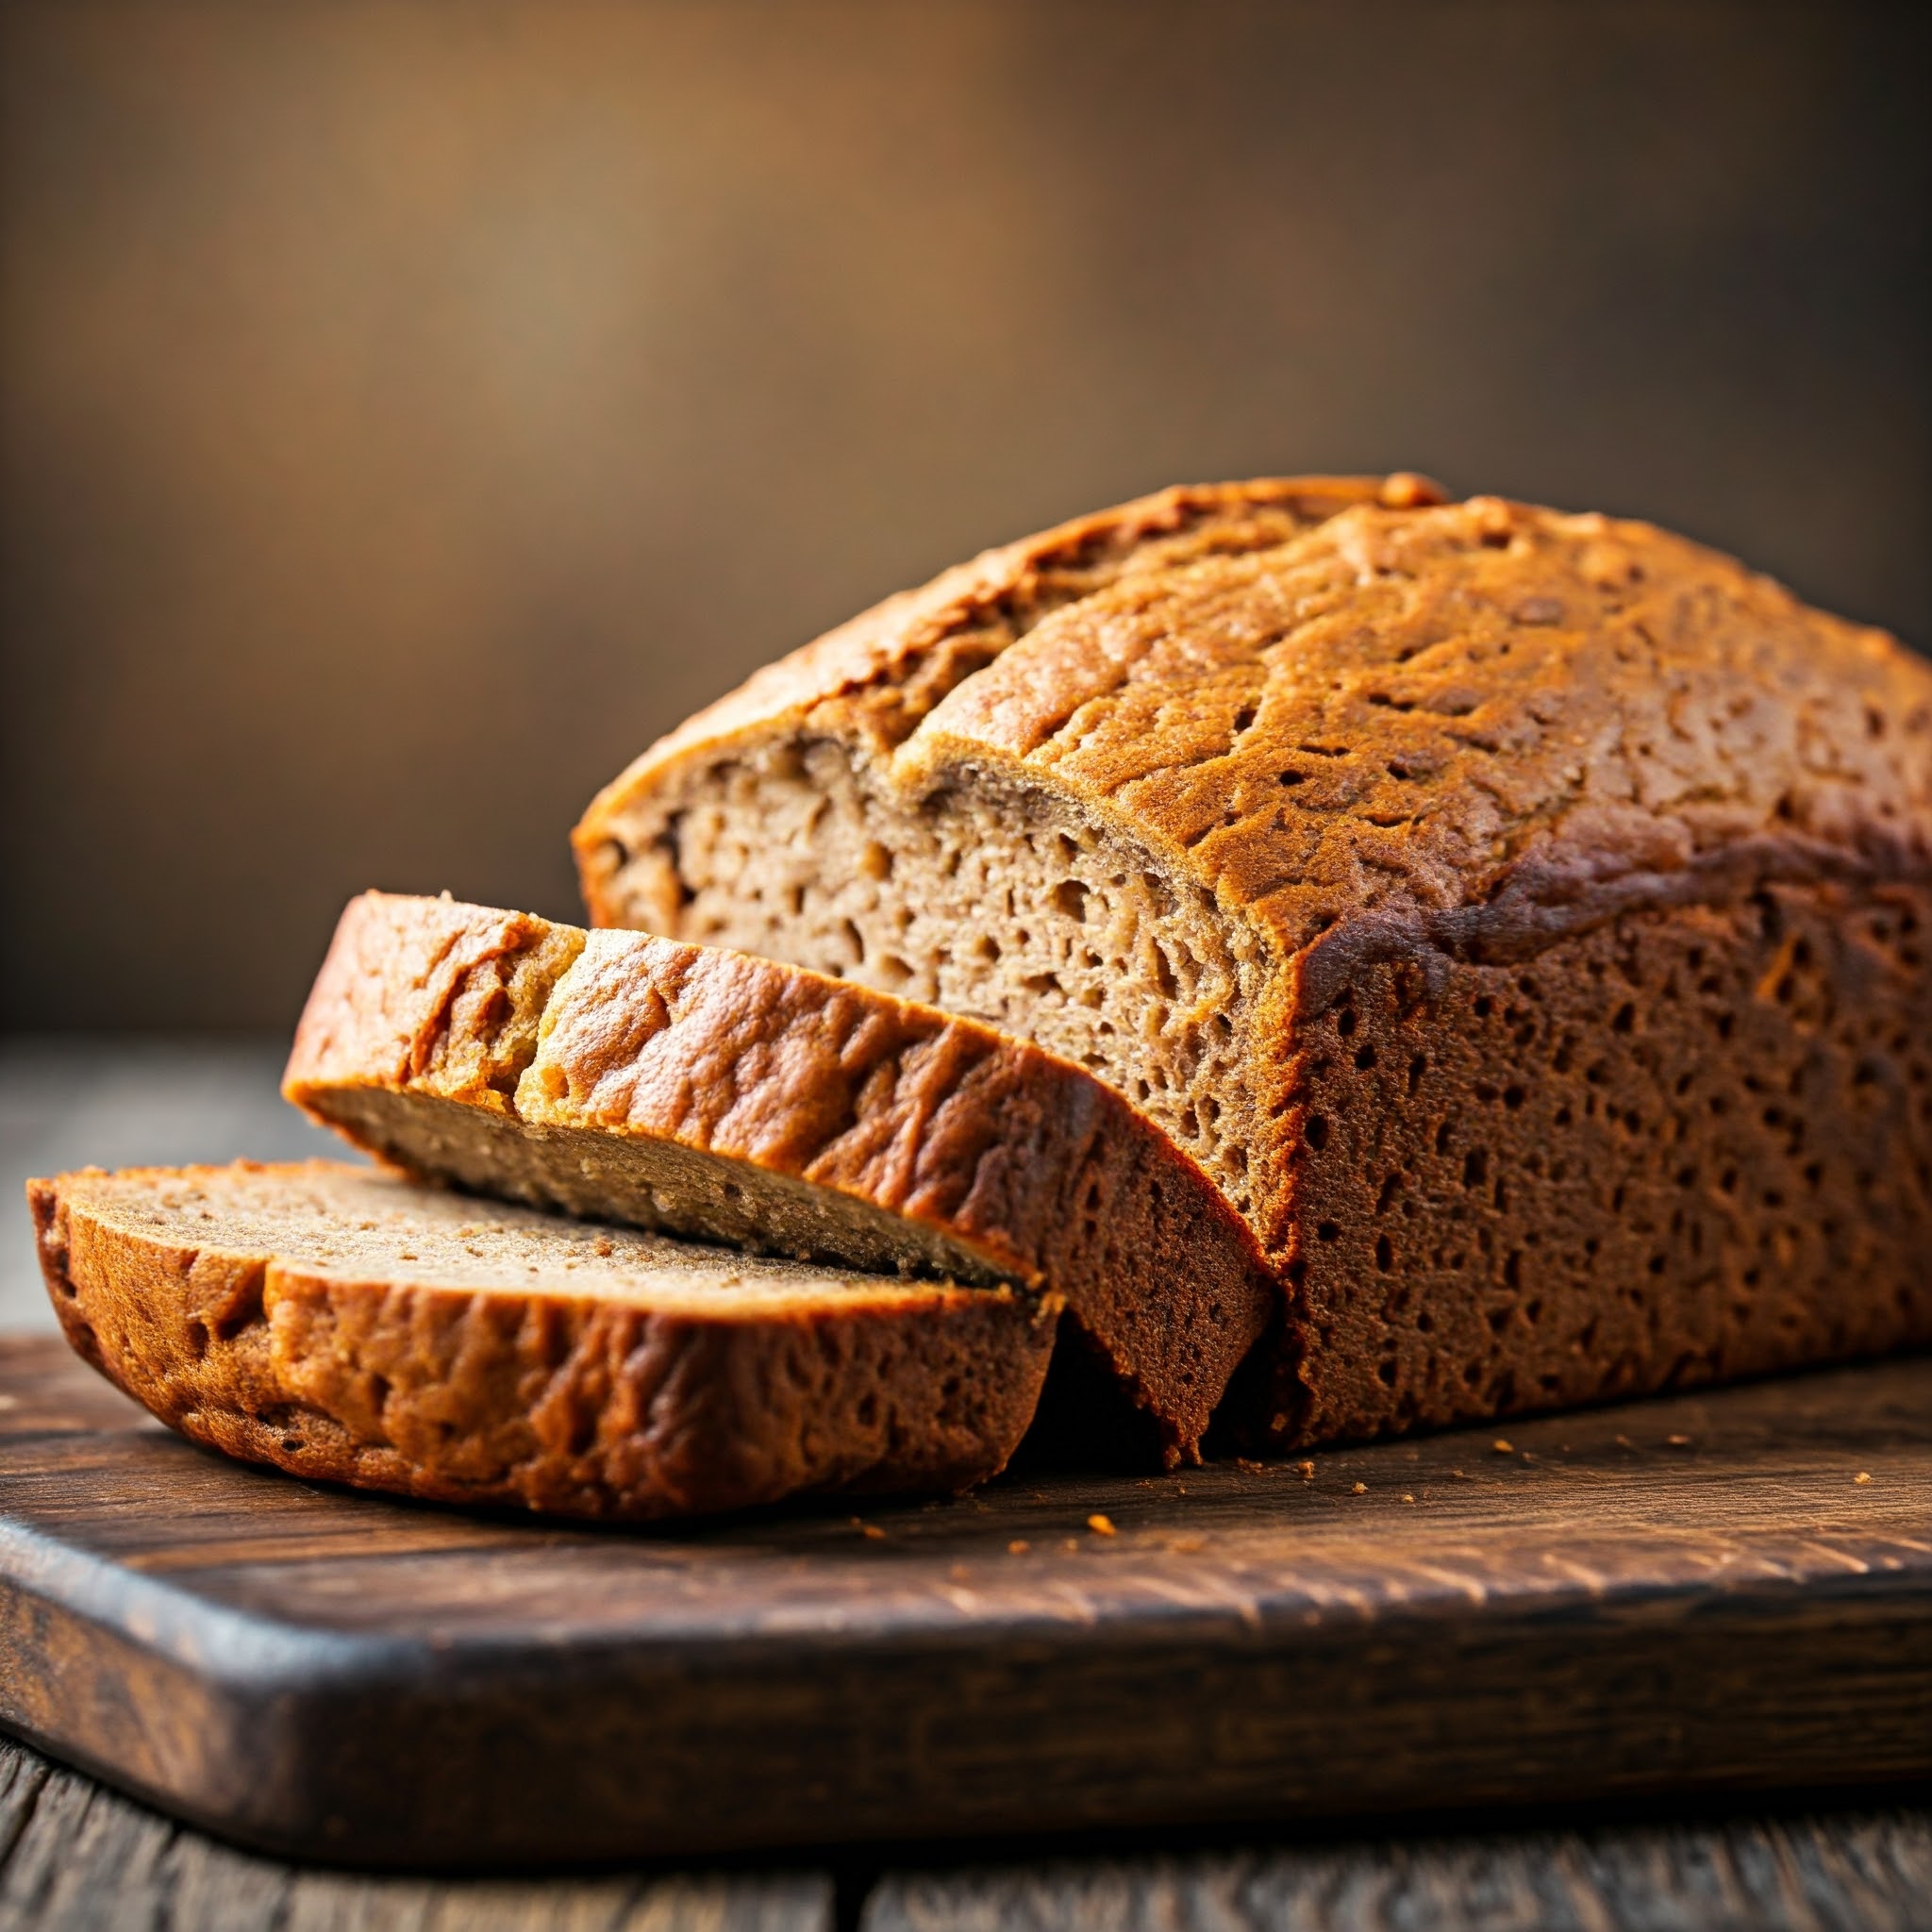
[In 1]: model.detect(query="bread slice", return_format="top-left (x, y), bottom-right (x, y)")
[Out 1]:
top-left (29, 1161), bottom-right (1058, 1519)
top-left (284, 891), bottom-right (1277, 1460)
top-left (575, 477), bottom-right (1932, 1447)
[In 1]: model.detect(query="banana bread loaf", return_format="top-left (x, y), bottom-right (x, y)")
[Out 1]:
top-left (575, 476), bottom-right (1932, 1446)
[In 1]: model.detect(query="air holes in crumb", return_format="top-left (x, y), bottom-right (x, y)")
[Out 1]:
top-left (1304, 1115), bottom-right (1330, 1151)
top-left (1233, 706), bottom-right (1257, 736)
top-left (859, 841), bottom-right (893, 882)
top-left (1612, 1003), bottom-right (1636, 1034)
top-left (1407, 1055), bottom-right (1427, 1094)
top-left (1054, 879), bottom-right (1089, 922)
top-left (1317, 1221), bottom-right (1341, 1242)
top-left (1355, 1043), bottom-right (1377, 1070)
top-left (1374, 1234), bottom-right (1393, 1272)
top-left (186, 1319), bottom-right (208, 1360)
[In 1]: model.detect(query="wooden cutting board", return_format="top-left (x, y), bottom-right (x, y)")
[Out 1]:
top-left (0, 1335), bottom-right (1926, 1868)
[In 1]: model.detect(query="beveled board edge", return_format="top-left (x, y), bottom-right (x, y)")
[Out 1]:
top-left (3, 1516), bottom-right (1929, 1863)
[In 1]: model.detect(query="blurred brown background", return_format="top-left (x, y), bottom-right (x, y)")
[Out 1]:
top-left (2, 0), bottom-right (1926, 1032)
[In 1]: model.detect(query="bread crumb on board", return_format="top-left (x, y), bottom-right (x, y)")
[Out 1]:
top-left (1087, 1513), bottom-right (1117, 1537)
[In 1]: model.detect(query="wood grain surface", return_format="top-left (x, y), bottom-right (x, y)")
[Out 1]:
top-left (865, 1811), bottom-right (1932, 1932)
top-left (0, 1337), bottom-right (1927, 1870)
top-left (4, 1731), bottom-right (1929, 1932)
top-left (0, 1736), bottom-right (830, 1931)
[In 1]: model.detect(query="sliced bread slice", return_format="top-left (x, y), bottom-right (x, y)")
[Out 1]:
top-left (283, 891), bottom-right (1277, 1461)
top-left (30, 1161), bottom-right (1058, 1520)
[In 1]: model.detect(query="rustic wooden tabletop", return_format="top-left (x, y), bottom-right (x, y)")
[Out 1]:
top-left (3, 1732), bottom-right (1928, 1930)
top-left (3, 1039), bottom-right (1929, 1930)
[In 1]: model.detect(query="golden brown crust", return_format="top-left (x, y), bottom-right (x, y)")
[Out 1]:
top-left (909, 494), bottom-right (1930, 964)
top-left (287, 892), bottom-right (1279, 1458)
top-left (285, 891), bottom-right (586, 1113)
top-left (582, 479), bottom-right (1928, 981)
top-left (31, 1162), bottom-right (1058, 1520)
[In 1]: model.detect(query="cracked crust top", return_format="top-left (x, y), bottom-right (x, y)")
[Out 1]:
top-left (578, 480), bottom-right (1932, 971)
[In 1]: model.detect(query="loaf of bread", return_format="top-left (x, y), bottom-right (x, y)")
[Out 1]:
top-left (576, 476), bottom-right (1932, 1446)
top-left (284, 890), bottom-right (1275, 1457)
top-left (29, 1161), bottom-right (1057, 1517)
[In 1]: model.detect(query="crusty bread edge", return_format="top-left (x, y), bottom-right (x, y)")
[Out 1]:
top-left (30, 1162), bottom-right (1060, 1521)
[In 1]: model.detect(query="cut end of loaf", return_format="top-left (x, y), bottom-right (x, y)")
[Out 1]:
top-left (582, 753), bottom-right (1273, 1223)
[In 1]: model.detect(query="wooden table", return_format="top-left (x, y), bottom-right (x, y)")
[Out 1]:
top-left (2, 1039), bottom-right (1930, 1928)
top-left (2, 1730), bottom-right (1927, 1929)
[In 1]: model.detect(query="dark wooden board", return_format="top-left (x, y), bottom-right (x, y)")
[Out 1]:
top-left (0, 1337), bottom-right (1927, 1869)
